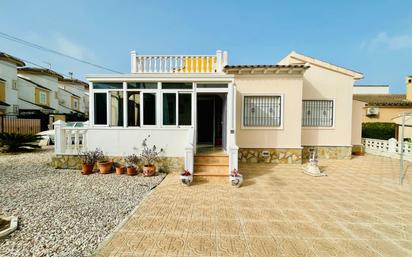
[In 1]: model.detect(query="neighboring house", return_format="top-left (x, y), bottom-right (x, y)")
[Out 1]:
top-left (353, 84), bottom-right (389, 94)
top-left (353, 78), bottom-right (412, 139)
top-left (0, 52), bottom-right (25, 114)
top-left (58, 78), bottom-right (89, 116)
top-left (53, 50), bottom-right (365, 175)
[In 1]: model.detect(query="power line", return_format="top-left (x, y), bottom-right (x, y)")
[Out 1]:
top-left (0, 31), bottom-right (122, 74)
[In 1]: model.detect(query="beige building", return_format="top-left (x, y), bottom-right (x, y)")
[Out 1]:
top-left (353, 77), bottom-right (412, 139)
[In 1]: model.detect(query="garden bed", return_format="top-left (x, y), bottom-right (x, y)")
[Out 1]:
top-left (0, 149), bottom-right (165, 256)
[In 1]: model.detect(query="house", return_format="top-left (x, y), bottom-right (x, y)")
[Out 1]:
top-left (353, 78), bottom-right (412, 139)
top-left (353, 85), bottom-right (389, 94)
top-left (52, 50), bottom-right (365, 175)
top-left (0, 52), bottom-right (25, 114)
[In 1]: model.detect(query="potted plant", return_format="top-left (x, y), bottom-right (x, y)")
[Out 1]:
top-left (78, 148), bottom-right (103, 175)
top-left (115, 160), bottom-right (126, 175)
top-left (180, 169), bottom-right (193, 186)
top-left (229, 169), bottom-right (243, 187)
top-left (139, 136), bottom-right (163, 177)
top-left (125, 154), bottom-right (139, 176)
top-left (97, 154), bottom-right (113, 174)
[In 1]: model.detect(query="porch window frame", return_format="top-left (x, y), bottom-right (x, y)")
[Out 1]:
top-left (160, 87), bottom-right (193, 128)
top-left (92, 90), bottom-right (110, 127)
top-left (140, 91), bottom-right (158, 128)
top-left (241, 93), bottom-right (284, 130)
top-left (302, 99), bottom-right (336, 129)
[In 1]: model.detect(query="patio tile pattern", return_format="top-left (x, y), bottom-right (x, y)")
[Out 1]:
top-left (94, 155), bottom-right (412, 257)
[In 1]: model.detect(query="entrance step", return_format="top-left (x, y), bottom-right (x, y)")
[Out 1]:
top-left (194, 154), bottom-right (229, 176)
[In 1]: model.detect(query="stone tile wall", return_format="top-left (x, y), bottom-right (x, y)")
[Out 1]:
top-left (238, 148), bottom-right (302, 164)
top-left (302, 146), bottom-right (352, 160)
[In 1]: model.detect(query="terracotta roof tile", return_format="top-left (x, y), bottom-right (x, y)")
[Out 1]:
top-left (353, 94), bottom-right (412, 106)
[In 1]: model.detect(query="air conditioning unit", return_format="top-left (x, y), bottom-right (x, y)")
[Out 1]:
top-left (367, 107), bottom-right (379, 116)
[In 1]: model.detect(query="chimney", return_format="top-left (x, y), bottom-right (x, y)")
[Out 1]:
top-left (407, 76), bottom-right (412, 100)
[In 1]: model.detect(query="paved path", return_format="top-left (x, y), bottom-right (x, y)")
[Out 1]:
top-left (95, 155), bottom-right (412, 257)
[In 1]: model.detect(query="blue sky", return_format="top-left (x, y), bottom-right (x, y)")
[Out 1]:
top-left (0, 0), bottom-right (411, 93)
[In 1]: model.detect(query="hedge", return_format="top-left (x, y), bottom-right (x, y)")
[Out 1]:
top-left (362, 122), bottom-right (396, 140)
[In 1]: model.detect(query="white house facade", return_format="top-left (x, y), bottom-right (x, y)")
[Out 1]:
top-left (52, 50), bottom-right (365, 176)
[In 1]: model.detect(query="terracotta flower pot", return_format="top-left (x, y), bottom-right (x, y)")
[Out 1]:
top-left (126, 166), bottom-right (137, 176)
top-left (97, 161), bottom-right (113, 174)
top-left (143, 165), bottom-right (156, 177)
top-left (81, 163), bottom-right (94, 175)
top-left (115, 166), bottom-right (126, 175)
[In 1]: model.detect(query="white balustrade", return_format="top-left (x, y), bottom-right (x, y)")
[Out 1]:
top-left (131, 50), bottom-right (227, 73)
top-left (362, 138), bottom-right (412, 161)
top-left (54, 120), bottom-right (88, 155)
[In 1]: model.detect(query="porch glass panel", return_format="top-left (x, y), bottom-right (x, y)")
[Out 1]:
top-left (127, 82), bottom-right (157, 89)
top-left (110, 91), bottom-right (123, 126)
top-left (143, 93), bottom-right (156, 125)
top-left (93, 82), bottom-right (123, 89)
top-left (163, 93), bottom-right (176, 125)
top-left (162, 83), bottom-right (192, 89)
top-left (127, 92), bottom-right (140, 126)
top-left (178, 93), bottom-right (191, 125)
top-left (94, 93), bottom-right (107, 125)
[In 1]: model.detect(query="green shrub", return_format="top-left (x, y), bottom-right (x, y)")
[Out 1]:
top-left (0, 132), bottom-right (43, 152)
top-left (362, 122), bottom-right (396, 140)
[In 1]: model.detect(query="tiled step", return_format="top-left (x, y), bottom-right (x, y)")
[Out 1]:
top-left (194, 155), bottom-right (229, 165)
top-left (193, 164), bottom-right (229, 176)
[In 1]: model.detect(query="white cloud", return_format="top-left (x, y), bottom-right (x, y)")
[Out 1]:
top-left (363, 31), bottom-right (412, 51)
top-left (54, 34), bottom-right (96, 61)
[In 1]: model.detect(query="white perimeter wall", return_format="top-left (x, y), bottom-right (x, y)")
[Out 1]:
top-left (86, 128), bottom-right (189, 156)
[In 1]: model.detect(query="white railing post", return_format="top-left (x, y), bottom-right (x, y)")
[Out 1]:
top-left (53, 120), bottom-right (66, 154)
top-left (388, 138), bottom-right (397, 154)
top-left (130, 51), bottom-right (137, 73)
top-left (216, 50), bottom-right (223, 72)
top-left (223, 50), bottom-right (228, 68)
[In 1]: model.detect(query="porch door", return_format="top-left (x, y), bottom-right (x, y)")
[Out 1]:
top-left (197, 98), bottom-right (214, 144)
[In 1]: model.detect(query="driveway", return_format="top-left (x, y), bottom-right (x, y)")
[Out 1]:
top-left (94, 154), bottom-right (412, 257)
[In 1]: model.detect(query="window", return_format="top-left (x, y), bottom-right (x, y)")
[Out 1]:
top-left (93, 82), bottom-right (123, 89)
top-left (163, 93), bottom-right (176, 125)
top-left (178, 93), bottom-right (191, 125)
top-left (12, 105), bottom-right (19, 114)
top-left (39, 91), bottom-right (47, 105)
top-left (94, 93), bottom-right (107, 125)
top-left (110, 91), bottom-right (123, 126)
top-left (243, 96), bottom-right (281, 127)
top-left (127, 92), bottom-right (140, 126)
top-left (162, 83), bottom-right (192, 89)
top-left (127, 82), bottom-right (157, 89)
top-left (12, 80), bottom-right (17, 90)
top-left (302, 100), bottom-right (334, 127)
top-left (143, 93), bottom-right (156, 125)
top-left (197, 83), bottom-right (228, 88)
top-left (72, 98), bottom-right (79, 110)
top-left (0, 81), bottom-right (4, 102)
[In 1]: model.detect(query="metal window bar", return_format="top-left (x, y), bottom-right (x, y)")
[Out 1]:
top-left (302, 100), bottom-right (333, 127)
top-left (243, 96), bottom-right (281, 127)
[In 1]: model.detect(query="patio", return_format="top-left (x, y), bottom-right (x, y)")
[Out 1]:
top-left (95, 154), bottom-right (412, 257)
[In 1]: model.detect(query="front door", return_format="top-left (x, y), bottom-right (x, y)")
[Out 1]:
top-left (197, 97), bottom-right (214, 144)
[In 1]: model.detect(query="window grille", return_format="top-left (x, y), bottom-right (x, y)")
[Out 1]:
top-left (243, 96), bottom-right (281, 127)
top-left (302, 100), bottom-right (334, 127)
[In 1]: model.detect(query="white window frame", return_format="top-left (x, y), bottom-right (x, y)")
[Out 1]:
top-left (73, 98), bottom-right (79, 109)
top-left (92, 90), bottom-right (109, 127)
top-left (161, 90), bottom-right (193, 128)
top-left (141, 91), bottom-right (158, 128)
top-left (39, 91), bottom-right (47, 105)
top-left (241, 93), bottom-right (284, 130)
top-left (108, 90), bottom-right (124, 127)
top-left (302, 99), bottom-right (336, 129)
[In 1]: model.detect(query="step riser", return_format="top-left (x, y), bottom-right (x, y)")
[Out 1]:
top-left (194, 165), bottom-right (229, 175)
top-left (194, 156), bottom-right (228, 165)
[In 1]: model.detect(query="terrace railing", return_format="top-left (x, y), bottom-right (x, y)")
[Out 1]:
top-left (130, 50), bottom-right (228, 73)
top-left (362, 137), bottom-right (412, 161)
top-left (54, 120), bottom-right (88, 155)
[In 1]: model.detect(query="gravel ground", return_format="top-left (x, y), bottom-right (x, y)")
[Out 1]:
top-left (0, 149), bottom-right (166, 257)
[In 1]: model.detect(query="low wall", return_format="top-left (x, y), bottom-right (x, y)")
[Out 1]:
top-left (51, 155), bottom-right (184, 173)
top-left (302, 146), bottom-right (352, 160)
top-left (238, 148), bottom-right (302, 164)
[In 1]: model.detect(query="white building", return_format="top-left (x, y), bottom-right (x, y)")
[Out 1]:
top-left (0, 52), bottom-right (25, 114)
top-left (353, 85), bottom-right (389, 94)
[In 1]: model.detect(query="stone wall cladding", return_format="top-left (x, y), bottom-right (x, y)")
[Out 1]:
top-left (51, 155), bottom-right (184, 173)
top-left (302, 146), bottom-right (352, 160)
top-left (238, 148), bottom-right (302, 164)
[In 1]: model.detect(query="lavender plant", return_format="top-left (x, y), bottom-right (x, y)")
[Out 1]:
top-left (78, 148), bottom-right (104, 165)
top-left (125, 154), bottom-right (139, 168)
top-left (139, 135), bottom-right (163, 166)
